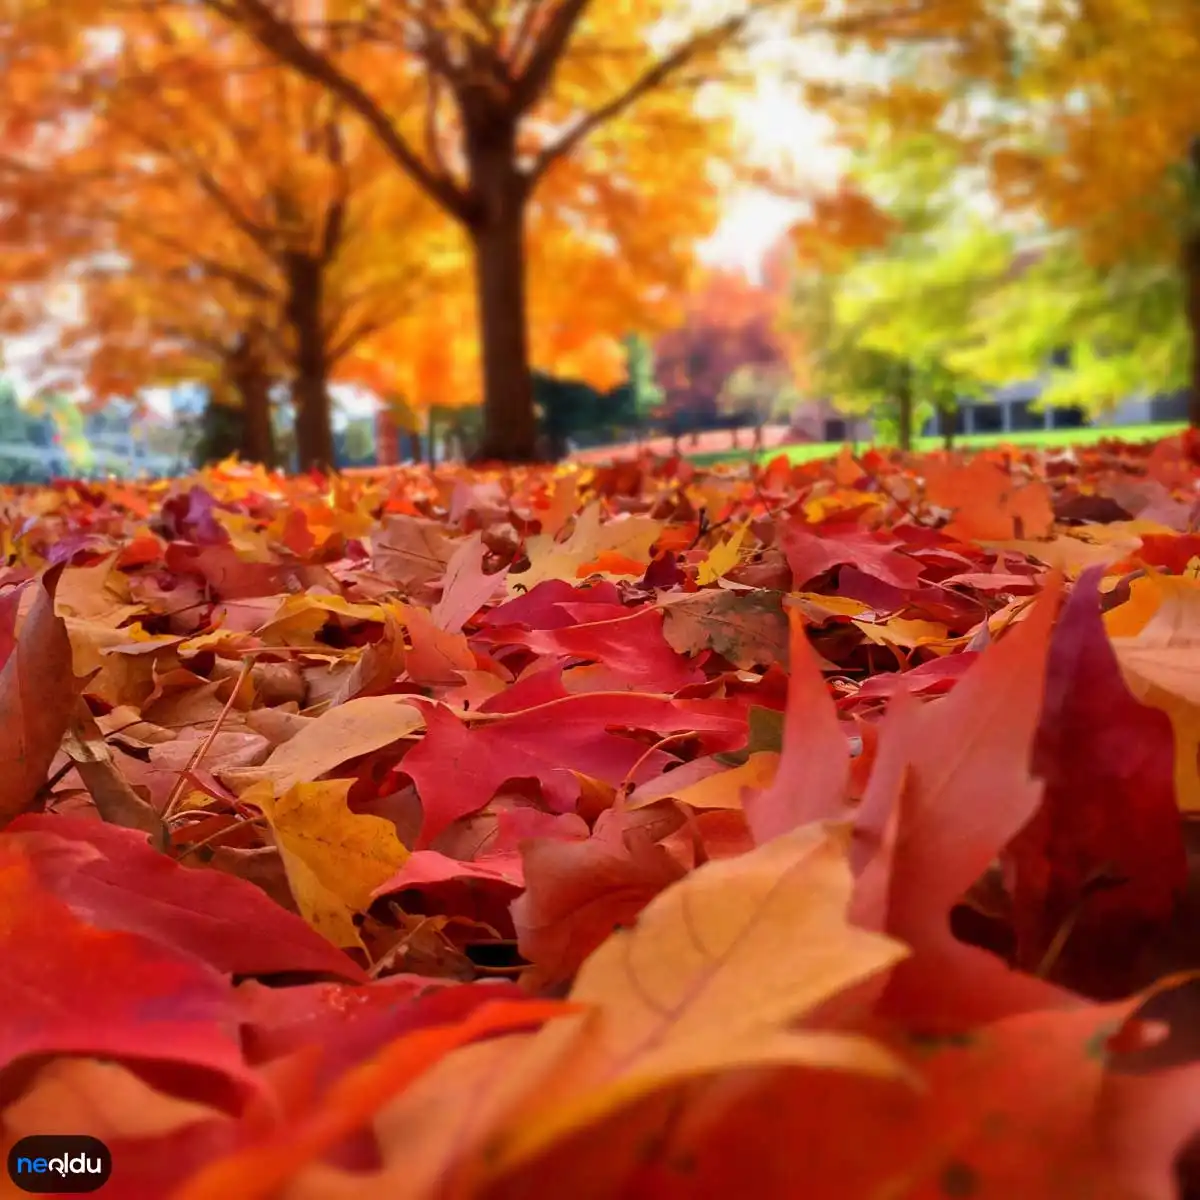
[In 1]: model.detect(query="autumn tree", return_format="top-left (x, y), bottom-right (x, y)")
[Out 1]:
top-left (654, 267), bottom-right (790, 442)
top-left (0, 8), bottom-right (462, 468)
top-left (111, 0), bottom-right (942, 464)
top-left (991, 1), bottom-right (1200, 427)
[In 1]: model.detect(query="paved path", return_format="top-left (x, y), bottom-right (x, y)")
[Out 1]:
top-left (570, 424), bottom-right (798, 464)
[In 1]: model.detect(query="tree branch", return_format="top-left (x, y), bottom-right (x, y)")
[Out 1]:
top-left (201, 0), bottom-right (472, 221)
top-left (508, 0), bottom-right (549, 75)
top-left (525, 11), bottom-right (749, 185)
top-left (511, 0), bottom-right (591, 112)
top-left (424, 70), bottom-right (452, 181)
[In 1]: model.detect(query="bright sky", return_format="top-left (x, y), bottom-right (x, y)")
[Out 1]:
top-left (701, 78), bottom-right (845, 277)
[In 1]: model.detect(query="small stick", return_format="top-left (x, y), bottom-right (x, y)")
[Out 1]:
top-left (162, 655), bottom-right (254, 823)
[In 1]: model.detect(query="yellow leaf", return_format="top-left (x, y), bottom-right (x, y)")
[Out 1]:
top-left (212, 511), bottom-right (277, 561)
top-left (790, 591), bottom-right (873, 623)
top-left (803, 489), bottom-right (882, 523)
top-left (479, 822), bottom-right (910, 1176)
top-left (1108, 573), bottom-right (1200, 812)
top-left (243, 779), bottom-right (410, 949)
top-left (626, 751), bottom-right (779, 810)
top-left (247, 695), bottom-right (426, 792)
top-left (696, 520), bottom-right (750, 585)
top-left (53, 552), bottom-right (143, 627)
top-left (255, 593), bottom-right (386, 646)
top-left (1104, 572), bottom-right (1173, 638)
top-left (854, 617), bottom-right (949, 648)
top-left (540, 470), bottom-right (581, 538)
top-left (509, 504), bottom-right (661, 595)
top-left (983, 535), bottom-right (1128, 578)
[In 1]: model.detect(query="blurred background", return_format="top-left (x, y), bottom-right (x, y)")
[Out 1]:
top-left (0, 1), bottom-right (1193, 478)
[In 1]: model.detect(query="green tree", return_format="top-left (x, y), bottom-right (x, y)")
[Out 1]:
top-left (618, 334), bottom-right (663, 432)
top-left (340, 417), bottom-right (376, 465)
top-left (951, 239), bottom-right (1189, 414)
top-left (0, 381), bottom-right (30, 443)
top-left (785, 132), bottom-right (1016, 448)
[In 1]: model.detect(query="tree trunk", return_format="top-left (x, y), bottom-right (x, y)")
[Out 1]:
top-left (897, 367), bottom-right (914, 452)
top-left (941, 407), bottom-right (956, 451)
top-left (1184, 229), bottom-right (1200, 429)
top-left (230, 339), bottom-right (275, 468)
top-left (286, 253), bottom-right (334, 471)
top-left (467, 174), bottom-right (539, 462)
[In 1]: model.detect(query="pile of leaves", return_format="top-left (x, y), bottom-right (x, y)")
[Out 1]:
top-left (3, 434), bottom-right (1200, 1199)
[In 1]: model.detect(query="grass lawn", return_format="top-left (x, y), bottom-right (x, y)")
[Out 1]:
top-left (686, 421), bottom-right (1189, 468)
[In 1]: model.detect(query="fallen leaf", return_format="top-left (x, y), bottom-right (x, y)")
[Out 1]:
top-left (696, 520), bottom-right (751, 585)
top-left (512, 807), bottom-right (688, 989)
top-left (781, 524), bottom-right (924, 591)
top-left (7, 813), bottom-right (365, 980)
top-left (402, 693), bottom-right (747, 848)
top-left (744, 607), bottom-right (851, 844)
top-left (243, 779), bottom-right (411, 949)
top-left (0, 565), bottom-right (81, 826)
top-left (1007, 568), bottom-right (1186, 996)
top-left (852, 573), bottom-right (1069, 1026)
top-left (510, 504), bottom-right (661, 594)
top-left (484, 822), bottom-right (910, 1177)
top-left (626, 752), bottom-right (778, 811)
top-left (61, 702), bottom-right (167, 847)
top-left (1106, 572), bottom-right (1200, 811)
top-left (658, 588), bottom-right (789, 669)
top-left (0, 841), bottom-right (259, 1103)
top-left (246, 695), bottom-right (425, 792)
top-left (431, 532), bottom-right (508, 632)
top-left (171, 998), bottom-right (577, 1200)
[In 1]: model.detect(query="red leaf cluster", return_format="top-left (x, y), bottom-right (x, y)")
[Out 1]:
top-left (0, 438), bottom-right (1198, 1197)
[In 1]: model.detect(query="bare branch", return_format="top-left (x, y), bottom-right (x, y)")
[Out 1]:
top-left (511, 0), bottom-right (590, 111)
top-left (508, 0), bottom-right (549, 74)
top-left (526, 11), bottom-right (749, 184)
top-left (201, 0), bottom-right (471, 220)
top-left (424, 71), bottom-right (452, 181)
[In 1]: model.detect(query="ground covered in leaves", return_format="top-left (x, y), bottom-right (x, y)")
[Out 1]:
top-left (4, 435), bottom-right (1200, 1198)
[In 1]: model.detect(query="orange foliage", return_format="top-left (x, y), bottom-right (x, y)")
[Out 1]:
top-left (0, 6), bottom-right (462, 448)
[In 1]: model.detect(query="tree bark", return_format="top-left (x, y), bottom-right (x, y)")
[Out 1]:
top-left (286, 253), bottom-right (335, 470)
top-left (897, 366), bottom-right (914, 452)
top-left (229, 336), bottom-right (275, 468)
top-left (1183, 229), bottom-right (1200, 429)
top-left (465, 117), bottom-right (539, 464)
top-left (940, 406), bottom-right (956, 450)
top-left (468, 213), bottom-right (538, 462)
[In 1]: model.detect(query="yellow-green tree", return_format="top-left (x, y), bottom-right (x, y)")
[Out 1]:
top-left (783, 130), bottom-right (1015, 448)
top-left (953, 241), bottom-right (1189, 417)
top-left (803, 0), bottom-right (1200, 425)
